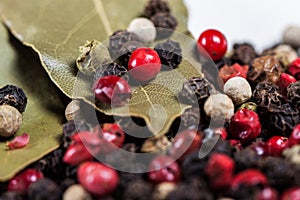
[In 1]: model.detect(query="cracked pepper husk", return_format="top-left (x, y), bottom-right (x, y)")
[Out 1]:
top-left (144, 0), bottom-right (170, 18)
top-left (180, 77), bottom-right (215, 106)
top-left (109, 30), bottom-right (138, 59)
top-left (247, 55), bottom-right (283, 88)
top-left (0, 85), bottom-right (27, 113)
top-left (231, 43), bottom-right (257, 65)
top-left (154, 39), bottom-right (182, 69)
top-left (94, 62), bottom-right (129, 81)
top-left (287, 81), bottom-right (300, 111)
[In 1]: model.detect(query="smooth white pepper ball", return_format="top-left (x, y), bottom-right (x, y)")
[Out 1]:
top-left (224, 77), bottom-right (252, 105)
top-left (127, 17), bottom-right (156, 44)
top-left (63, 184), bottom-right (92, 200)
top-left (204, 93), bottom-right (234, 120)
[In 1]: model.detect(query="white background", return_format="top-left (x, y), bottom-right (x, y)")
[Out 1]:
top-left (185, 0), bottom-right (300, 52)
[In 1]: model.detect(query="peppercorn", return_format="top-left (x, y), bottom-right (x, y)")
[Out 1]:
top-left (180, 107), bottom-right (201, 130)
top-left (94, 62), bottom-right (128, 81)
top-left (117, 41), bottom-right (144, 67)
top-left (234, 149), bottom-right (261, 172)
top-left (153, 182), bottom-right (176, 200)
top-left (150, 12), bottom-right (177, 38)
top-left (0, 85), bottom-right (27, 113)
top-left (180, 77), bottom-right (215, 106)
top-left (144, 0), bottom-right (170, 18)
top-left (123, 179), bottom-right (153, 200)
top-left (27, 178), bottom-right (61, 200)
top-left (76, 40), bottom-right (111, 75)
top-left (262, 44), bottom-right (298, 70)
top-left (284, 145), bottom-right (300, 165)
top-left (287, 81), bottom-right (300, 111)
top-left (0, 105), bottom-right (22, 137)
top-left (65, 100), bottom-right (81, 121)
top-left (215, 57), bottom-right (232, 69)
top-left (231, 43), bottom-right (257, 65)
top-left (247, 55), bottom-right (283, 88)
top-left (63, 184), bottom-right (92, 200)
top-left (252, 81), bottom-right (285, 114)
top-left (154, 39), bottom-right (182, 69)
top-left (127, 18), bottom-right (156, 44)
top-left (109, 30), bottom-right (138, 59)
top-left (0, 192), bottom-right (22, 200)
top-left (224, 77), bottom-right (252, 105)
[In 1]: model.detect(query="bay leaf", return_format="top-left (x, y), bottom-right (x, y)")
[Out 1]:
top-left (0, 0), bottom-right (203, 136)
top-left (0, 24), bottom-right (64, 181)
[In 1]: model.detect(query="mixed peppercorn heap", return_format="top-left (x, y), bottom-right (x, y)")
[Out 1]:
top-left (3, 0), bottom-right (300, 199)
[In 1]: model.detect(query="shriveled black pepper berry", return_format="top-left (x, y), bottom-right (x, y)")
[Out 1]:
top-left (28, 178), bottom-right (61, 200)
top-left (231, 43), bottom-right (257, 65)
top-left (215, 57), bottom-right (232, 69)
top-left (0, 85), bottom-right (27, 113)
top-left (94, 62), bottom-right (128, 81)
top-left (180, 107), bottom-right (201, 130)
top-left (234, 148), bottom-right (261, 172)
top-left (150, 12), bottom-right (177, 38)
top-left (144, 0), bottom-right (170, 18)
top-left (261, 104), bottom-right (300, 138)
top-left (154, 39), bottom-right (182, 69)
top-left (122, 179), bottom-right (153, 200)
top-left (114, 173), bottom-right (143, 199)
top-left (231, 184), bottom-right (261, 200)
top-left (252, 81), bottom-right (285, 114)
top-left (259, 157), bottom-right (294, 190)
top-left (180, 77), bottom-right (215, 106)
top-left (109, 30), bottom-right (138, 59)
top-left (117, 41), bottom-right (144, 67)
top-left (166, 182), bottom-right (213, 200)
top-left (62, 119), bottom-right (91, 148)
top-left (0, 192), bottom-right (23, 200)
top-left (287, 81), bottom-right (300, 111)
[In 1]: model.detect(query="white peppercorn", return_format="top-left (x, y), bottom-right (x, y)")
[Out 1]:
top-left (65, 100), bottom-right (81, 121)
top-left (283, 26), bottom-right (300, 47)
top-left (204, 93), bottom-right (234, 121)
top-left (224, 77), bottom-right (252, 105)
top-left (283, 145), bottom-right (300, 165)
top-left (0, 105), bottom-right (22, 137)
top-left (127, 18), bottom-right (156, 44)
top-left (153, 182), bottom-right (176, 200)
top-left (63, 184), bottom-right (92, 200)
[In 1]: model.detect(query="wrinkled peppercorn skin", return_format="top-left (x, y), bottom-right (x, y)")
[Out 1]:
top-left (231, 43), bottom-right (257, 65)
top-left (287, 81), bottom-right (300, 112)
top-left (144, 0), bottom-right (170, 18)
top-left (0, 85), bottom-right (27, 113)
top-left (94, 62), bottom-right (128, 81)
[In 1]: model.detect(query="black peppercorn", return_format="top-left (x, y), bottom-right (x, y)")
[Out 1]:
top-left (180, 77), bottom-right (215, 106)
top-left (180, 107), bottom-right (201, 130)
top-left (252, 81), bottom-right (285, 114)
top-left (94, 62), bottom-right (128, 81)
top-left (117, 41), bottom-right (144, 67)
top-left (122, 179), bottom-right (153, 200)
top-left (231, 43), bottom-right (257, 65)
top-left (0, 85), bottom-right (27, 113)
top-left (28, 178), bottom-right (61, 200)
top-left (144, 0), bottom-right (170, 18)
top-left (109, 30), bottom-right (138, 59)
top-left (0, 192), bottom-right (23, 200)
top-left (154, 39), bottom-right (182, 69)
top-left (234, 148), bottom-right (261, 172)
top-left (287, 81), bottom-right (300, 111)
top-left (214, 57), bottom-right (232, 69)
top-left (150, 12), bottom-right (177, 38)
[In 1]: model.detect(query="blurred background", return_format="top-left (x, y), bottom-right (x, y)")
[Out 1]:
top-left (185, 0), bottom-right (300, 52)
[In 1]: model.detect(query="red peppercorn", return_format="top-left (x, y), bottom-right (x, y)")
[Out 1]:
top-left (197, 29), bottom-right (228, 61)
top-left (128, 47), bottom-right (161, 82)
top-left (8, 169), bottom-right (43, 194)
top-left (214, 127), bottom-right (228, 140)
top-left (219, 63), bottom-right (249, 83)
top-left (266, 136), bottom-right (289, 156)
top-left (101, 123), bottom-right (125, 148)
top-left (169, 129), bottom-right (202, 161)
top-left (289, 124), bottom-right (300, 146)
top-left (148, 155), bottom-right (181, 184)
top-left (205, 153), bottom-right (234, 189)
top-left (276, 73), bottom-right (296, 97)
top-left (77, 161), bottom-right (119, 197)
top-left (231, 169), bottom-right (268, 191)
top-left (93, 75), bottom-right (131, 107)
top-left (255, 187), bottom-right (278, 200)
top-left (63, 143), bottom-right (93, 165)
top-left (289, 58), bottom-right (300, 80)
top-left (250, 141), bottom-right (269, 157)
top-left (282, 187), bottom-right (300, 200)
top-left (229, 109), bottom-right (261, 144)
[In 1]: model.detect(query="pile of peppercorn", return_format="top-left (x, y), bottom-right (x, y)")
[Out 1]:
top-left (3, 0), bottom-right (300, 200)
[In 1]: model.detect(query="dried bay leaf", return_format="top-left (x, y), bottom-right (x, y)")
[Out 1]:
top-left (0, 24), bottom-right (64, 181)
top-left (0, 0), bottom-right (202, 136)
